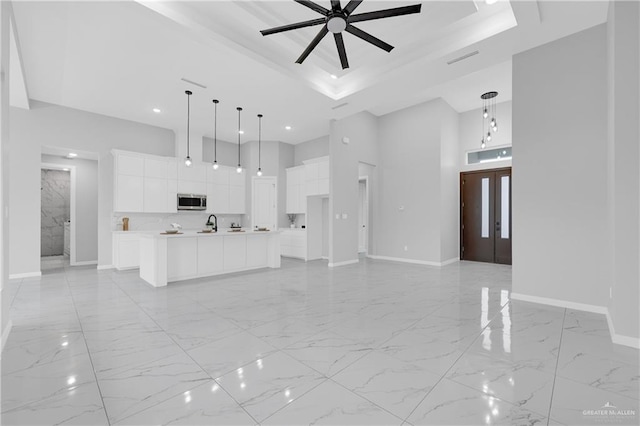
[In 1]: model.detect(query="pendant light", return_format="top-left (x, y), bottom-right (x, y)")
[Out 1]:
top-left (212, 99), bottom-right (219, 170)
top-left (236, 107), bottom-right (243, 174)
top-left (257, 114), bottom-right (263, 176)
top-left (480, 91), bottom-right (498, 149)
top-left (184, 90), bottom-right (193, 166)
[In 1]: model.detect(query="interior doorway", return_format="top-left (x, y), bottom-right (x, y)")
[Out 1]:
top-left (251, 176), bottom-right (277, 230)
top-left (40, 166), bottom-right (71, 267)
top-left (358, 177), bottom-right (369, 254)
top-left (460, 167), bottom-right (512, 265)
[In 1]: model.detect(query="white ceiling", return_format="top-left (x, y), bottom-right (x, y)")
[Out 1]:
top-left (13, 1), bottom-right (609, 145)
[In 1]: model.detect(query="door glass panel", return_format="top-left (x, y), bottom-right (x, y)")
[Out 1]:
top-left (481, 178), bottom-right (489, 238)
top-left (501, 176), bottom-right (510, 239)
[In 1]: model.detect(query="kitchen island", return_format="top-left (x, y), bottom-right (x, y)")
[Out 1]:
top-left (139, 230), bottom-right (280, 287)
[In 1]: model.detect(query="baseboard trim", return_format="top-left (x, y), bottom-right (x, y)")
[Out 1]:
top-left (367, 255), bottom-right (459, 267)
top-left (328, 259), bottom-right (359, 268)
top-left (511, 292), bottom-right (639, 349)
top-left (9, 271), bottom-right (41, 279)
top-left (1, 320), bottom-right (13, 352)
top-left (97, 265), bottom-right (115, 270)
top-left (71, 260), bottom-right (98, 267)
top-left (510, 293), bottom-right (608, 314)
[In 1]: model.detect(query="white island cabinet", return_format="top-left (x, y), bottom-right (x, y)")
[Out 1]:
top-left (139, 231), bottom-right (280, 287)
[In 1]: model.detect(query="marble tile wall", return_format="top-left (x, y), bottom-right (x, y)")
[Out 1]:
top-left (40, 169), bottom-right (70, 256)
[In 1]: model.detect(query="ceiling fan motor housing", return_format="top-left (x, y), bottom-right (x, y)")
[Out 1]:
top-left (327, 13), bottom-right (347, 33)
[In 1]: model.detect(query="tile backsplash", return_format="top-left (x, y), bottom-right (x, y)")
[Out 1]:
top-left (112, 212), bottom-right (242, 231)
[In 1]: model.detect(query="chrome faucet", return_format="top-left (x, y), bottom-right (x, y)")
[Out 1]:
top-left (206, 214), bottom-right (217, 232)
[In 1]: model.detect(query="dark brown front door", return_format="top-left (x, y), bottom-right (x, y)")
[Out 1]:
top-left (460, 168), bottom-right (512, 265)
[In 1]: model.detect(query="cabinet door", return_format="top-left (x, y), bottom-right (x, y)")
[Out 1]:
top-left (229, 185), bottom-right (245, 214)
top-left (117, 154), bottom-right (144, 176)
top-left (143, 177), bottom-right (167, 212)
top-left (286, 182), bottom-right (296, 213)
top-left (197, 237), bottom-right (224, 275)
top-left (144, 158), bottom-right (167, 179)
top-left (223, 236), bottom-right (246, 270)
top-left (318, 178), bottom-right (329, 195)
top-left (246, 235), bottom-right (268, 267)
top-left (210, 166), bottom-right (230, 185)
top-left (297, 184), bottom-right (306, 214)
top-left (318, 160), bottom-right (329, 179)
top-left (167, 238), bottom-right (198, 281)
top-left (229, 168), bottom-right (245, 187)
top-left (178, 163), bottom-right (207, 183)
top-left (178, 180), bottom-right (207, 196)
top-left (167, 180), bottom-right (177, 213)
top-left (116, 235), bottom-right (140, 268)
top-left (208, 183), bottom-right (230, 213)
top-left (166, 158), bottom-right (178, 180)
top-left (115, 175), bottom-right (144, 212)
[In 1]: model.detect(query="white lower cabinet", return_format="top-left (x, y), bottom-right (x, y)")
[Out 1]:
top-left (280, 229), bottom-right (307, 260)
top-left (223, 236), bottom-right (247, 270)
top-left (167, 238), bottom-right (198, 281)
top-left (113, 233), bottom-right (140, 270)
top-left (197, 237), bottom-right (224, 275)
top-left (246, 235), bottom-right (268, 267)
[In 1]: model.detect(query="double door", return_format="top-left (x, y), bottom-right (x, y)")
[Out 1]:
top-left (460, 168), bottom-right (512, 265)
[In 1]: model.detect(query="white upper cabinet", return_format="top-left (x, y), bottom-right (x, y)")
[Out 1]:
top-left (113, 151), bottom-right (247, 214)
top-left (304, 157), bottom-right (329, 196)
top-left (286, 165), bottom-right (306, 214)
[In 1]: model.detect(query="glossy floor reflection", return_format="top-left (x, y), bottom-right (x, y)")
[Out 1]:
top-left (2, 259), bottom-right (638, 425)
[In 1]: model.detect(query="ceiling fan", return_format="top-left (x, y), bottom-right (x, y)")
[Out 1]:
top-left (260, 0), bottom-right (422, 70)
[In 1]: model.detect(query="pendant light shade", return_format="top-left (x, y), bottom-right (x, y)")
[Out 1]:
top-left (184, 90), bottom-right (193, 166)
top-left (257, 114), bottom-right (263, 176)
top-left (480, 91), bottom-right (498, 149)
top-left (236, 107), bottom-right (243, 174)
top-left (212, 99), bottom-right (219, 170)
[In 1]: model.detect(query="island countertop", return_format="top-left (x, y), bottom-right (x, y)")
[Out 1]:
top-left (139, 229), bottom-right (280, 239)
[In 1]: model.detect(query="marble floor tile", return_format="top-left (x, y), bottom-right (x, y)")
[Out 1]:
top-left (113, 380), bottom-right (256, 425)
top-left (283, 330), bottom-right (375, 377)
top-left (332, 350), bottom-right (443, 419)
top-left (187, 331), bottom-right (278, 379)
top-left (4, 259), bottom-right (638, 426)
top-left (1, 382), bottom-right (108, 426)
top-left (217, 351), bottom-right (325, 422)
top-left (549, 376), bottom-right (639, 426)
top-left (98, 352), bottom-right (210, 423)
top-left (261, 379), bottom-right (403, 425)
top-left (406, 378), bottom-right (548, 425)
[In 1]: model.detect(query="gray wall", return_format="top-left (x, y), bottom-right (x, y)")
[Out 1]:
top-left (512, 25), bottom-right (610, 307)
top-left (40, 169), bottom-right (70, 256)
top-left (202, 137), bottom-right (239, 167)
top-left (607, 1), bottom-right (639, 341)
top-left (10, 101), bottom-right (174, 274)
top-left (329, 112), bottom-right (378, 264)
top-left (42, 154), bottom-right (99, 263)
top-left (294, 135), bottom-right (329, 166)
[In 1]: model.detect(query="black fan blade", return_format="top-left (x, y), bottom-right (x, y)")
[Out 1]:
top-left (343, 0), bottom-right (363, 15)
top-left (296, 26), bottom-right (329, 64)
top-left (294, 0), bottom-right (329, 16)
top-left (345, 25), bottom-right (393, 52)
top-left (331, 0), bottom-right (341, 12)
top-left (334, 33), bottom-right (349, 69)
top-left (349, 4), bottom-right (422, 24)
top-left (261, 18), bottom-right (326, 36)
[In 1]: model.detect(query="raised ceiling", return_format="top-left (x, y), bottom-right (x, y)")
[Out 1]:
top-left (13, 1), bottom-right (609, 144)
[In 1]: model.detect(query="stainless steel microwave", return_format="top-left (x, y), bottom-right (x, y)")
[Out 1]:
top-left (177, 194), bottom-right (207, 211)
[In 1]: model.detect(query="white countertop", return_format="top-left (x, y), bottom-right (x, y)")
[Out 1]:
top-left (138, 229), bottom-right (279, 238)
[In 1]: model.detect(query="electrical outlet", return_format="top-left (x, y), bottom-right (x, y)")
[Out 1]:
top-left (404, 245), bottom-right (408, 251)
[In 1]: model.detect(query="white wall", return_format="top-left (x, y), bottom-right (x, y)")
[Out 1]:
top-left (607, 0), bottom-right (639, 343)
top-left (1, 0), bottom-right (11, 349)
top-left (458, 100), bottom-right (512, 172)
top-left (294, 135), bottom-right (329, 166)
top-left (42, 155), bottom-right (98, 263)
top-left (512, 25), bottom-right (610, 307)
top-left (201, 137), bottom-right (240, 167)
top-left (375, 98), bottom-right (458, 264)
top-left (329, 112), bottom-right (378, 265)
top-left (10, 101), bottom-right (174, 274)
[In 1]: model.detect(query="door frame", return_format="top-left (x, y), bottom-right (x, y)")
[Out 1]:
top-left (358, 176), bottom-right (369, 254)
top-left (251, 176), bottom-right (278, 231)
top-left (460, 167), bottom-right (512, 263)
top-left (41, 162), bottom-right (77, 265)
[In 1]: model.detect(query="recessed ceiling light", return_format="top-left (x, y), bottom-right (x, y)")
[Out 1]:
top-left (67, 153), bottom-right (77, 158)
top-left (285, 126), bottom-right (292, 130)
top-left (485, 0), bottom-right (498, 4)
top-left (330, 74), bottom-right (338, 79)
top-left (238, 130), bottom-right (244, 134)
top-left (152, 108), bottom-right (161, 113)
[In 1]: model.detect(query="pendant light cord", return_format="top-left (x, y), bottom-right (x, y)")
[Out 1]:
top-left (237, 107), bottom-right (242, 167)
top-left (258, 114), bottom-right (263, 170)
top-left (213, 100), bottom-right (218, 162)
top-left (186, 90), bottom-right (192, 159)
